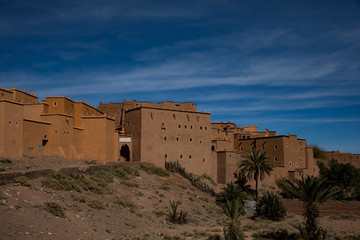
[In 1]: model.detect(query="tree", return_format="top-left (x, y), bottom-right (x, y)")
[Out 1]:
top-left (280, 175), bottom-right (340, 240)
top-left (222, 198), bottom-right (245, 240)
top-left (239, 148), bottom-right (273, 201)
top-left (310, 144), bottom-right (327, 160)
top-left (233, 171), bottom-right (255, 197)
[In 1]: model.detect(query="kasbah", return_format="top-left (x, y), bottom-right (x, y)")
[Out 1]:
top-left (1, 86), bottom-right (359, 189)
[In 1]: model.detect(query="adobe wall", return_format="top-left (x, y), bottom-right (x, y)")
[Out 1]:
top-left (12, 89), bottom-right (38, 104)
top-left (216, 151), bottom-right (242, 184)
top-left (0, 101), bottom-right (24, 158)
top-left (0, 88), bottom-right (14, 101)
top-left (82, 116), bottom-right (117, 163)
top-left (126, 107), bottom-right (215, 179)
top-left (23, 119), bottom-right (50, 157)
top-left (124, 109), bottom-right (142, 162)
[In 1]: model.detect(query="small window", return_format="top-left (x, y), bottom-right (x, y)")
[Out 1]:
top-left (180, 155), bottom-right (183, 158)
top-left (274, 145), bottom-right (278, 149)
top-left (299, 157), bottom-right (302, 162)
top-left (203, 159), bottom-right (205, 162)
top-left (286, 143), bottom-right (289, 147)
top-left (274, 157), bottom-right (278, 162)
top-left (178, 125), bottom-right (181, 128)
top-left (301, 147), bottom-right (304, 152)
top-left (291, 144), bottom-right (294, 148)
top-left (205, 127), bottom-right (207, 130)
top-left (240, 147), bottom-right (244, 151)
top-left (211, 146), bottom-right (215, 151)
top-left (261, 145), bottom-right (265, 150)
top-left (189, 155), bottom-right (191, 159)
top-left (165, 154), bottom-right (167, 158)
top-left (200, 141), bottom-right (202, 143)
top-left (190, 126), bottom-right (193, 129)
top-left (184, 125), bottom-right (187, 129)
top-left (176, 137), bottom-right (179, 141)
top-left (190, 138), bottom-right (192, 142)
top-left (164, 136), bottom-right (167, 140)
top-left (289, 162), bottom-right (292, 167)
top-left (295, 162), bottom-right (298, 167)
top-left (53, 102), bottom-right (57, 106)
top-left (200, 126), bottom-right (202, 130)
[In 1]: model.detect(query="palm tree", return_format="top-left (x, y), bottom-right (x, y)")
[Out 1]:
top-left (240, 148), bottom-right (273, 201)
top-left (222, 198), bottom-right (245, 240)
top-left (280, 175), bottom-right (340, 240)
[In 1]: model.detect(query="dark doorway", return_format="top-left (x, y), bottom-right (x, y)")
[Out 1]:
top-left (120, 144), bottom-right (130, 162)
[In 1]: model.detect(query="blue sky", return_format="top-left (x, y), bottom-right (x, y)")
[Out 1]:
top-left (1, 0), bottom-right (360, 153)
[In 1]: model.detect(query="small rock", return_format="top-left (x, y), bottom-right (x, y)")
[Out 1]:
top-left (48, 232), bottom-right (52, 235)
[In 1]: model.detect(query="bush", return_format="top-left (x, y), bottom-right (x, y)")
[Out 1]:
top-left (0, 168), bottom-right (6, 172)
top-left (0, 190), bottom-right (7, 200)
top-left (14, 176), bottom-right (31, 187)
top-left (276, 177), bottom-right (294, 199)
top-left (253, 228), bottom-right (299, 240)
top-left (0, 158), bottom-right (12, 164)
top-left (165, 161), bottom-right (215, 196)
top-left (113, 165), bottom-right (140, 180)
top-left (42, 172), bottom-right (108, 194)
top-left (44, 201), bottom-right (66, 218)
top-left (139, 164), bottom-right (170, 177)
top-left (167, 200), bottom-right (188, 224)
top-left (256, 192), bottom-right (286, 221)
top-left (88, 200), bottom-right (105, 210)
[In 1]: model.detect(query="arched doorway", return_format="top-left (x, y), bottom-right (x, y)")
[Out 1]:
top-left (120, 144), bottom-right (130, 162)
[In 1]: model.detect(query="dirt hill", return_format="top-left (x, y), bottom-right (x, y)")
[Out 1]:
top-left (1, 157), bottom-right (360, 240)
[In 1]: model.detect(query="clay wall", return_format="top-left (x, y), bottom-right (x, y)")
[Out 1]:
top-left (24, 104), bottom-right (46, 122)
top-left (0, 101), bottom-right (24, 158)
top-left (73, 127), bottom-right (84, 159)
top-left (282, 135), bottom-right (307, 170)
top-left (82, 116), bottom-right (117, 163)
top-left (126, 107), bottom-right (215, 179)
top-left (23, 119), bottom-right (50, 157)
top-left (0, 88), bottom-right (14, 101)
top-left (74, 102), bottom-right (103, 127)
top-left (46, 96), bottom-right (75, 115)
top-left (124, 109), bottom-right (142, 162)
top-left (12, 89), bottom-right (38, 104)
top-left (216, 151), bottom-right (242, 184)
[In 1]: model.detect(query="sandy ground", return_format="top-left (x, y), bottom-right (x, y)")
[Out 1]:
top-left (0, 157), bottom-right (359, 240)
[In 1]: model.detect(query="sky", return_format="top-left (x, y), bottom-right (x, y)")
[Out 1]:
top-left (1, 0), bottom-right (359, 153)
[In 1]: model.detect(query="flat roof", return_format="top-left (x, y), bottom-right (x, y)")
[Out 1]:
top-left (125, 106), bottom-right (210, 115)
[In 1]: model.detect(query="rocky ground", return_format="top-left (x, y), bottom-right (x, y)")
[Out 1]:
top-left (0, 157), bottom-right (360, 240)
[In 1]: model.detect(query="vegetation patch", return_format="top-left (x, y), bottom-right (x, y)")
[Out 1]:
top-left (113, 165), bottom-right (140, 180)
top-left (328, 214), bottom-right (358, 221)
top-left (0, 167), bottom-right (6, 172)
top-left (0, 158), bottom-right (12, 164)
top-left (115, 198), bottom-right (137, 210)
top-left (14, 176), bottom-right (31, 187)
top-left (85, 160), bottom-right (97, 165)
top-left (42, 172), bottom-right (108, 194)
top-left (44, 201), bottom-right (66, 218)
top-left (165, 161), bottom-right (215, 196)
top-left (0, 190), bottom-right (7, 200)
top-left (139, 164), bottom-right (170, 177)
top-left (88, 200), bottom-right (105, 210)
top-left (71, 194), bottom-right (86, 203)
top-left (256, 191), bottom-right (286, 221)
top-left (167, 200), bottom-right (188, 224)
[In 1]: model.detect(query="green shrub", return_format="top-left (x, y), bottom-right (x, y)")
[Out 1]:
top-left (42, 172), bottom-right (107, 194)
top-left (88, 200), bottom-right (105, 210)
top-left (253, 228), bottom-right (299, 240)
top-left (0, 158), bottom-right (12, 164)
top-left (14, 176), bottom-right (31, 187)
top-left (222, 198), bottom-right (245, 240)
top-left (168, 201), bottom-right (188, 224)
top-left (71, 194), bottom-right (86, 203)
top-left (276, 177), bottom-right (294, 199)
top-left (0, 190), bottom-right (7, 200)
top-left (115, 198), bottom-right (136, 209)
top-left (85, 160), bottom-right (97, 165)
top-left (44, 201), bottom-right (66, 218)
top-left (165, 161), bottom-right (215, 196)
top-left (139, 164), bottom-right (170, 177)
top-left (256, 192), bottom-right (286, 221)
top-left (113, 165), bottom-right (140, 180)
top-left (0, 168), bottom-right (6, 172)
